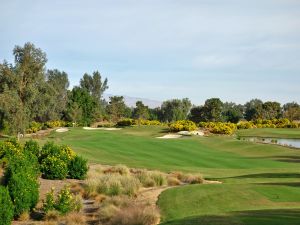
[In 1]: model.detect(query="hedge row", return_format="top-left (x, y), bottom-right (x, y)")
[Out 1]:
top-left (237, 118), bottom-right (299, 129)
top-left (117, 119), bottom-right (162, 127)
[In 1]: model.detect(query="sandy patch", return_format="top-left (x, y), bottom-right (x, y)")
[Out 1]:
top-left (56, 128), bottom-right (69, 133)
top-left (83, 127), bottom-right (122, 131)
top-left (178, 130), bottom-right (204, 136)
top-left (157, 134), bottom-right (182, 139)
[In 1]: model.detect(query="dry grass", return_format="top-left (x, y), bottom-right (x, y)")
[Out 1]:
top-left (18, 212), bottom-right (30, 221)
top-left (167, 176), bottom-right (181, 186)
top-left (44, 210), bottom-right (60, 221)
top-left (103, 164), bottom-right (130, 176)
top-left (134, 170), bottom-right (167, 187)
top-left (110, 203), bottom-right (160, 225)
top-left (169, 171), bottom-right (203, 184)
top-left (63, 212), bottom-right (86, 225)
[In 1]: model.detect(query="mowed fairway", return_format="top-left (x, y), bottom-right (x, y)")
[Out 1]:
top-left (33, 126), bottom-right (300, 225)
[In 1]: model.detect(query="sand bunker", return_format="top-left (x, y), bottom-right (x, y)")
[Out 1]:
top-left (157, 134), bottom-right (182, 139)
top-left (83, 127), bottom-right (122, 131)
top-left (178, 130), bottom-right (204, 136)
top-left (56, 128), bottom-right (69, 133)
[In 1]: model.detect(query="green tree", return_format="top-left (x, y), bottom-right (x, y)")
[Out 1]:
top-left (222, 102), bottom-right (244, 123)
top-left (202, 98), bottom-right (224, 122)
top-left (133, 101), bottom-right (149, 120)
top-left (67, 87), bottom-right (97, 126)
top-left (106, 96), bottom-right (126, 122)
top-left (161, 98), bottom-right (192, 122)
top-left (244, 99), bottom-right (263, 121)
top-left (283, 102), bottom-right (300, 121)
top-left (262, 101), bottom-right (281, 120)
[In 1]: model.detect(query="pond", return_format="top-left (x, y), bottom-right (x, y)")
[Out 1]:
top-left (239, 137), bottom-right (300, 149)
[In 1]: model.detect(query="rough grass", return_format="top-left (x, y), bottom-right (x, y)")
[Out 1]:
top-left (24, 126), bottom-right (300, 225)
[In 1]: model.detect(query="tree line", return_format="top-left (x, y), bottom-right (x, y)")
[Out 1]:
top-left (1, 43), bottom-right (299, 135)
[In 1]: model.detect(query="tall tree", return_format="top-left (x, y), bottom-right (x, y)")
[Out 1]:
top-left (161, 98), bottom-right (192, 122)
top-left (244, 99), bottom-right (263, 121)
top-left (283, 102), bottom-right (300, 121)
top-left (106, 96), bottom-right (126, 122)
top-left (222, 102), bottom-right (244, 123)
top-left (67, 87), bottom-right (97, 126)
top-left (133, 101), bottom-right (149, 120)
top-left (262, 101), bottom-right (281, 120)
top-left (202, 98), bottom-right (224, 122)
top-left (80, 71), bottom-right (108, 102)
top-left (0, 43), bottom-right (47, 134)
top-left (44, 69), bottom-right (70, 121)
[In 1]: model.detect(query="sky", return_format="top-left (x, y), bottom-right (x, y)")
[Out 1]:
top-left (0, 0), bottom-right (300, 105)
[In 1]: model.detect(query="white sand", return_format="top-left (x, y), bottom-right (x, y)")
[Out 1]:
top-left (56, 128), bottom-right (69, 133)
top-left (83, 127), bottom-right (122, 131)
top-left (178, 130), bottom-right (204, 136)
top-left (157, 134), bottom-right (182, 139)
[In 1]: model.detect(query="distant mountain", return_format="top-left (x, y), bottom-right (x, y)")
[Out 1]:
top-left (104, 94), bottom-right (162, 108)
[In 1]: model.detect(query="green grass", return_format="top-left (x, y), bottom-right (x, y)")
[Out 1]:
top-left (25, 126), bottom-right (300, 225)
top-left (237, 128), bottom-right (300, 139)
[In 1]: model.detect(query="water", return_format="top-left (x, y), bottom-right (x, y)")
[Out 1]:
top-left (239, 137), bottom-right (300, 149)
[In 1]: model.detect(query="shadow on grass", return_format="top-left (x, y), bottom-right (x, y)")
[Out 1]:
top-left (160, 209), bottom-right (300, 225)
top-left (273, 156), bottom-right (300, 163)
top-left (257, 182), bottom-right (300, 187)
top-left (222, 173), bottom-right (300, 179)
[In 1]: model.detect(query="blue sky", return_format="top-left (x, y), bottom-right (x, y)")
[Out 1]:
top-left (1, 0), bottom-right (300, 105)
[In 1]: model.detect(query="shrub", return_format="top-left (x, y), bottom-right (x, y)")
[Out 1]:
top-left (41, 156), bottom-right (68, 180)
top-left (24, 140), bottom-right (40, 157)
top-left (0, 186), bottom-right (14, 225)
top-left (26, 121), bottom-right (43, 134)
top-left (7, 172), bottom-right (39, 217)
top-left (117, 119), bottom-right (135, 127)
top-left (55, 187), bottom-right (81, 215)
top-left (169, 120), bottom-right (197, 132)
top-left (43, 188), bottom-right (55, 213)
top-left (68, 156), bottom-right (88, 180)
top-left (45, 120), bottom-right (66, 128)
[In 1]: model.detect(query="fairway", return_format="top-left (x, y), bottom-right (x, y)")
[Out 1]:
top-left (30, 126), bottom-right (300, 224)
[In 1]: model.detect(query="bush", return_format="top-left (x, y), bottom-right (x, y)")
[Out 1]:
top-left (7, 172), bottom-right (39, 217)
top-left (117, 119), bottom-right (135, 127)
top-left (41, 156), bottom-right (68, 180)
top-left (43, 188), bottom-right (55, 213)
top-left (43, 187), bottom-right (82, 215)
top-left (26, 121), bottom-right (43, 134)
top-left (45, 120), bottom-right (66, 128)
top-left (199, 122), bottom-right (236, 135)
top-left (169, 120), bottom-right (197, 132)
top-left (0, 186), bottom-right (14, 225)
top-left (68, 156), bottom-right (88, 180)
top-left (24, 140), bottom-right (40, 157)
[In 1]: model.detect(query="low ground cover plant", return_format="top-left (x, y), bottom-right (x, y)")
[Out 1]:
top-left (199, 122), bottom-right (237, 135)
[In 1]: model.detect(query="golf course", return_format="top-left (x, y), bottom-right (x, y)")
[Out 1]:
top-left (31, 126), bottom-right (300, 225)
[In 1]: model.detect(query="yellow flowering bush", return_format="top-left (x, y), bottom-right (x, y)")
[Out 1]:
top-left (169, 120), bottom-right (197, 132)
